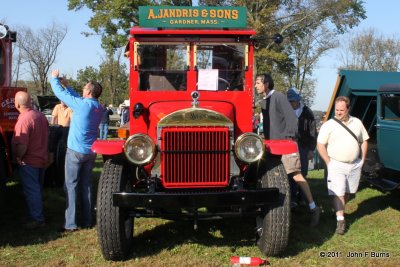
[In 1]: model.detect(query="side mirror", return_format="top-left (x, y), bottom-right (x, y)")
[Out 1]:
top-left (251, 33), bottom-right (284, 49)
top-left (133, 102), bottom-right (144, 119)
top-left (0, 24), bottom-right (8, 39)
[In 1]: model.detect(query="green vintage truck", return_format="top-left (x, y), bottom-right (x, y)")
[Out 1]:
top-left (325, 70), bottom-right (400, 191)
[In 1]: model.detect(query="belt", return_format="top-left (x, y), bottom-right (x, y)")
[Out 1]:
top-left (331, 157), bottom-right (359, 164)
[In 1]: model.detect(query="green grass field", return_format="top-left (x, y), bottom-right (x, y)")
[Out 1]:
top-left (1, 160), bottom-right (399, 266)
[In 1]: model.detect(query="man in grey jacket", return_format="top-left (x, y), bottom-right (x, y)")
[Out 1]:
top-left (255, 73), bottom-right (320, 227)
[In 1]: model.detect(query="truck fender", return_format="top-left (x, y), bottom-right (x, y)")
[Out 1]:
top-left (264, 140), bottom-right (298, 155)
top-left (92, 140), bottom-right (126, 155)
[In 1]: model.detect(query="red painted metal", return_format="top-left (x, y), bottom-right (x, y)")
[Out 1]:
top-left (130, 27), bottom-right (256, 36)
top-left (161, 127), bottom-right (230, 188)
top-left (0, 36), bottom-right (13, 87)
top-left (230, 256), bottom-right (268, 266)
top-left (96, 26), bottom-right (297, 183)
top-left (0, 27), bottom-right (28, 179)
top-left (264, 139), bottom-right (298, 155)
top-left (128, 29), bottom-right (255, 142)
top-left (0, 87), bottom-right (26, 132)
top-left (92, 140), bottom-right (125, 155)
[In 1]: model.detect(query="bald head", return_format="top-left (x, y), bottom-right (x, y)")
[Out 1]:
top-left (15, 91), bottom-right (32, 112)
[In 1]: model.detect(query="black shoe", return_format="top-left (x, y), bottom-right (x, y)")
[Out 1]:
top-left (59, 227), bottom-right (79, 233)
top-left (23, 220), bottom-right (46, 229)
top-left (290, 201), bottom-right (299, 209)
top-left (335, 220), bottom-right (346, 235)
top-left (310, 207), bottom-right (321, 227)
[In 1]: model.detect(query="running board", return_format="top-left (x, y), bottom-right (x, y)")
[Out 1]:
top-left (365, 177), bottom-right (400, 192)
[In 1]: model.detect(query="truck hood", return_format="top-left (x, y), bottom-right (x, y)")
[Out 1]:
top-left (36, 95), bottom-right (60, 115)
top-left (148, 100), bottom-right (235, 128)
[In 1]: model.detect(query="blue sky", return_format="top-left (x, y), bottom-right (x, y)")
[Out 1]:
top-left (2, 1), bottom-right (399, 110)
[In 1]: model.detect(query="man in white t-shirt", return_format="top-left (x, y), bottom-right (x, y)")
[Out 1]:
top-left (51, 101), bottom-right (72, 127)
top-left (317, 96), bottom-right (369, 235)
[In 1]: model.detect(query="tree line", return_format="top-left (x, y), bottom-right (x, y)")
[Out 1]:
top-left (8, 1), bottom-right (400, 108)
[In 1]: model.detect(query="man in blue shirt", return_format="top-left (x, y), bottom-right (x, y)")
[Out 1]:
top-left (50, 69), bottom-right (103, 231)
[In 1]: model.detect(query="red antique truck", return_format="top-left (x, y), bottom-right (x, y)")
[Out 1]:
top-left (92, 6), bottom-right (295, 260)
top-left (0, 24), bottom-right (26, 189)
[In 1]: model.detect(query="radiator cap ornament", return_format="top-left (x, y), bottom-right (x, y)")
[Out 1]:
top-left (191, 91), bottom-right (200, 108)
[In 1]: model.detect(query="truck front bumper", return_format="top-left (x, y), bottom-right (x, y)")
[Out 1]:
top-left (113, 188), bottom-right (279, 209)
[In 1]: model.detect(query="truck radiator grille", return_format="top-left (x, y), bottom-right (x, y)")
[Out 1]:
top-left (161, 127), bottom-right (230, 188)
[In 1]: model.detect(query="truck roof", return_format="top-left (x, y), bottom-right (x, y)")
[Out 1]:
top-left (129, 27), bottom-right (256, 36)
top-left (379, 83), bottom-right (400, 92)
top-left (337, 70), bottom-right (400, 95)
top-left (325, 70), bottom-right (400, 120)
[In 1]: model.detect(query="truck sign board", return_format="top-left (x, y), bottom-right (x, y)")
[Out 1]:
top-left (0, 87), bottom-right (26, 132)
top-left (139, 6), bottom-right (247, 28)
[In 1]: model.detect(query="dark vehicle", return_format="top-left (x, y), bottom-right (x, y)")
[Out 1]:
top-left (92, 6), bottom-right (293, 261)
top-left (325, 70), bottom-right (400, 191)
top-left (36, 95), bottom-right (69, 187)
top-left (36, 95), bottom-right (60, 123)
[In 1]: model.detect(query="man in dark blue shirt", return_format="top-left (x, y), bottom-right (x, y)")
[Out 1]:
top-left (255, 74), bottom-right (320, 227)
top-left (99, 104), bottom-right (113, 140)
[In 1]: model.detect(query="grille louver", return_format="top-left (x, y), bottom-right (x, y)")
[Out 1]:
top-left (161, 127), bottom-right (230, 188)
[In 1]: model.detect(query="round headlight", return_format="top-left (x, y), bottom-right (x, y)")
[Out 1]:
top-left (124, 134), bottom-right (156, 165)
top-left (235, 133), bottom-right (265, 163)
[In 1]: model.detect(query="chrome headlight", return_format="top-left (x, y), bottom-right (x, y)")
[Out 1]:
top-left (235, 133), bottom-right (265, 163)
top-left (124, 134), bottom-right (156, 165)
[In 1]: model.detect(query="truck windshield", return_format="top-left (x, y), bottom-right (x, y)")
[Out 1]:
top-left (137, 43), bottom-right (188, 91)
top-left (381, 94), bottom-right (400, 120)
top-left (195, 44), bottom-right (247, 91)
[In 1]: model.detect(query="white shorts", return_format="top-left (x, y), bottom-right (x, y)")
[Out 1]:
top-left (327, 158), bottom-right (363, 196)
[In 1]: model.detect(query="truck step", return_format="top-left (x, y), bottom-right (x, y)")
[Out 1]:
top-left (365, 177), bottom-right (400, 192)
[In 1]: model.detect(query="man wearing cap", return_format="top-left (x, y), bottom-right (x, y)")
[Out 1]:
top-left (255, 74), bottom-right (320, 227)
top-left (117, 100), bottom-right (130, 126)
top-left (99, 104), bottom-right (114, 140)
top-left (286, 88), bottom-right (317, 178)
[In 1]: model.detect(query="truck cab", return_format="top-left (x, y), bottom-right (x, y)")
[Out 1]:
top-left (376, 84), bottom-right (400, 175)
top-left (93, 6), bottom-right (294, 261)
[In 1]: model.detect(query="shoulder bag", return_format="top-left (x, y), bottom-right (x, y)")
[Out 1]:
top-left (332, 117), bottom-right (362, 159)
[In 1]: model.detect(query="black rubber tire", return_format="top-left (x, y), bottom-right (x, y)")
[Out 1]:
top-left (0, 135), bottom-right (10, 181)
top-left (0, 150), bottom-right (7, 193)
top-left (256, 156), bottom-right (291, 256)
top-left (96, 158), bottom-right (134, 261)
top-left (48, 125), bottom-right (62, 152)
top-left (54, 138), bottom-right (67, 187)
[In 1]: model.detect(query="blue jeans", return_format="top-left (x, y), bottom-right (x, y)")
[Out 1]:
top-left (298, 145), bottom-right (310, 177)
top-left (19, 165), bottom-right (45, 222)
top-left (99, 123), bottom-right (109, 140)
top-left (64, 148), bottom-right (96, 229)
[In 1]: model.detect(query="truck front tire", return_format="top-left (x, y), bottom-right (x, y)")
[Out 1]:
top-left (97, 158), bottom-right (134, 261)
top-left (256, 156), bottom-right (291, 256)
